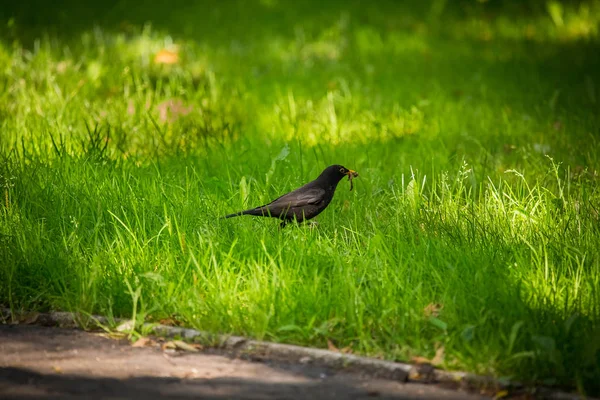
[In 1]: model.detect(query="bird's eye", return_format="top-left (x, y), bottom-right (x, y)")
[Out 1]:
top-left (339, 167), bottom-right (345, 173)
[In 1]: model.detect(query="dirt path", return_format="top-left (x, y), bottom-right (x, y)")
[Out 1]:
top-left (0, 325), bottom-right (489, 399)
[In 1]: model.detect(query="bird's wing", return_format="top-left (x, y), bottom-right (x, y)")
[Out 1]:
top-left (268, 187), bottom-right (326, 208)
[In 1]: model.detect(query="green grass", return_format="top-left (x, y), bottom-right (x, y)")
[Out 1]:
top-left (1, 0), bottom-right (600, 394)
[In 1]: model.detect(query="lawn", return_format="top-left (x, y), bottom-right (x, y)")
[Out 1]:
top-left (1, 0), bottom-right (599, 395)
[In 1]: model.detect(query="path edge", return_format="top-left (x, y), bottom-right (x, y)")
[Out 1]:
top-left (0, 309), bottom-right (589, 400)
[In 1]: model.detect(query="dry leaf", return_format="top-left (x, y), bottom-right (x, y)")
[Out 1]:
top-left (430, 345), bottom-right (445, 366)
top-left (326, 339), bottom-right (352, 354)
top-left (411, 356), bottom-right (432, 365)
top-left (494, 390), bottom-right (509, 399)
top-left (159, 318), bottom-right (179, 326)
top-left (411, 345), bottom-right (444, 367)
top-left (95, 332), bottom-right (128, 340)
top-left (408, 369), bottom-right (422, 380)
top-left (423, 303), bottom-right (443, 318)
top-left (327, 339), bottom-right (339, 352)
top-left (132, 337), bottom-right (152, 348)
top-left (162, 341), bottom-right (177, 351)
top-left (162, 340), bottom-right (202, 352)
top-left (154, 49), bottom-right (179, 65)
top-left (173, 340), bottom-right (201, 352)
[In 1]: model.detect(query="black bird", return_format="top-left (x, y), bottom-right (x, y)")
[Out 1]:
top-left (223, 165), bottom-right (359, 227)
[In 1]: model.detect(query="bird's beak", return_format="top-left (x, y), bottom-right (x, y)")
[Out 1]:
top-left (346, 169), bottom-right (359, 178)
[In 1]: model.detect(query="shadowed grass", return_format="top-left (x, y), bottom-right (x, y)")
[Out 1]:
top-left (1, 0), bottom-right (600, 395)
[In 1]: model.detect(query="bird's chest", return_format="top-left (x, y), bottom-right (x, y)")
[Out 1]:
top-left (321, 186), bottom-right (336, 205)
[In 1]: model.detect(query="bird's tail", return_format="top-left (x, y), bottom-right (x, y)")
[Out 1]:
top-left (221, 208), bottom-right (265, 219)
top-left (221, 210), bottom-right (247, 219)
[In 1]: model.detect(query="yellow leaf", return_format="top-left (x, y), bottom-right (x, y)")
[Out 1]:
top-left (154, 49), bottom-right (179, 65)
top-left (431, 345), bottom-right (445, 366)
top-left (411, 356), bottom-right (431, 365)
top-left (132, 337), bottom-right (152, 348)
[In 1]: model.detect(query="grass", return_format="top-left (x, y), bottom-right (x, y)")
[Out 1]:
top-left (1, 0), bottom-right (600, 395)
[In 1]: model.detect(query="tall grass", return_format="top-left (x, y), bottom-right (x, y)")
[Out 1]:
top-left (1, 0), bottom-right (600, 394)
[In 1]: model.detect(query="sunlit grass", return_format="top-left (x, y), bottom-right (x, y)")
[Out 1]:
top-left (1, 0), bottom-right (600, 395)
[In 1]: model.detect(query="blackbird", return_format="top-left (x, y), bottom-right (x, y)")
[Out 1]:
top-left (223, 164), bottom-right (359, 227)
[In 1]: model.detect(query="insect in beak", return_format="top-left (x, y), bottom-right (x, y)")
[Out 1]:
top-left (346, 170), bottom-right (359, 191)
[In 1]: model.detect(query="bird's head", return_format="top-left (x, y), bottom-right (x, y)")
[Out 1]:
top-left (318, 165), bottom-right (359, 185)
